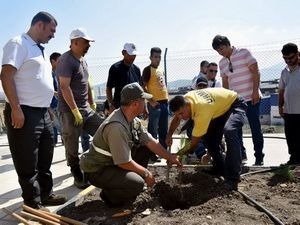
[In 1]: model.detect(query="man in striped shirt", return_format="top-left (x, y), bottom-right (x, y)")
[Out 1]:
top-left (212, 35), bottom-right (264, 166)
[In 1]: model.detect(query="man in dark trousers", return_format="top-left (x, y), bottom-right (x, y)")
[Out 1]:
top-left (1, 12), bottom-right (66, 209)
top-left (106, 42), bottom-right (142, 113)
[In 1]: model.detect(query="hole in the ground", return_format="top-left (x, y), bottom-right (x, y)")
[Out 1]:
top-left (154, 181), bottom-right (191, 210)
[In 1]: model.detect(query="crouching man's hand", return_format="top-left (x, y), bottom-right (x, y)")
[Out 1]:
top-left (167, 154), bottom-right (182, 168)
top-left (143, 169), bottom-right (155, 187)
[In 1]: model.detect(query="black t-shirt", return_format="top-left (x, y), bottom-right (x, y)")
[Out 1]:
top-left (106, 60), bottom-right (142, 107)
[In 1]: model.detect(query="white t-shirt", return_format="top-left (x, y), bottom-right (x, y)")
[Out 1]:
top-left (1, 33), bottom-right (53, 107)
top-left (279, 66), bottom-right (300, 114)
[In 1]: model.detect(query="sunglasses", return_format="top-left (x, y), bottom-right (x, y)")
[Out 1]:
top-left (229, 60), bottom-right (233, 73)
top-left (283, 54), bottom-right (297, 61)
top-left (209, 69), bottom-right (218, 74)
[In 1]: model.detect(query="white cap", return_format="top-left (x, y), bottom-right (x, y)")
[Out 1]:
top-left (123, 43), bottom-right (137, 55)
top-left (70, 28), bottom-right (95, 42)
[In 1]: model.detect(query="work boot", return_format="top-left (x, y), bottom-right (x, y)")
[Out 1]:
top-left (71, 166), bottom-right (89, 189)
top-left (41, 194), bottom-right (67, 206)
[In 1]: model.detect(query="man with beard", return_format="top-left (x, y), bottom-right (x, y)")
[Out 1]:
top-left (1, 11), bottom-right (66, 209)
top-left (279, 43), bottom-right (300, 165)
top-left (56, 28), bottom-right (103, 189)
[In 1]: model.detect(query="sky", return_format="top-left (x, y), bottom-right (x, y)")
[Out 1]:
top-left (1, 0), bottom-right (300, 86)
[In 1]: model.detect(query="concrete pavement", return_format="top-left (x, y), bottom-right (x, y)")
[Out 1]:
top-left (0, 133), bottom-right (290, 224)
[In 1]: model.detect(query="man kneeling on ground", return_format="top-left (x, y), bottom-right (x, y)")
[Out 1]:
top-left (166, 88), bottom-right (247, 190)
top-left (80, 82), bottom-right (181, 207)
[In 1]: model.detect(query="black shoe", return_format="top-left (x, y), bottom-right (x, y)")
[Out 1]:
top-left (202, 167), bottom-right (224, 176)
top-left (100, 191), bottom-right (124, 208)
top-left (41, 194), bottom-right (67, 206)
top-left (253, 158), bottom-right (264, 166)
top-left (71, 166), bottom-right (89, 189)
top-left (223, 179), bottom-right (239, 191)
top-left (24, 201), bottom-right (50, 212)
top-left (241, 152), bottom-right (248, 162)
top-left (286, 156), bottom-right (300, 165)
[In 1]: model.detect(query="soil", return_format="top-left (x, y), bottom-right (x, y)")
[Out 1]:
top-left (58, 166), bottom-right (300, 225)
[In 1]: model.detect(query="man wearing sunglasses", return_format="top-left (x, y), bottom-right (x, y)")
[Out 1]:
top-left (279, 43), bottom-right (300, 165)
top-left (206, 62), bottom-right (222, 88)
top-left (212, 35), bottom-right (264, 166)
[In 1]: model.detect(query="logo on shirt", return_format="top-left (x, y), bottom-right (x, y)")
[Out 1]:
top-left (195, 90), bottom-right (215, 103)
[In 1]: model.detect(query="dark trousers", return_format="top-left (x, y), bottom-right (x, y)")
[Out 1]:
top-left (87, 146), bottom-right (152, 205)
top-left (60, 108), bottom-right (103, 168)
top-left (284, 114), bottom-right (300, 163)
top-left (4, 103), bottom-right (54, 204)
top-left (204, 98), bottom-right (246, 180)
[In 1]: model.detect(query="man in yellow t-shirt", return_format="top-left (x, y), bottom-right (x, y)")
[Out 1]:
top-left (166, 88), bottom-right (247, 190)
top-left (142, 47), bottom-right (168, 162)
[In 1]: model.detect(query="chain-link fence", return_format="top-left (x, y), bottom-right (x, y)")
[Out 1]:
top-left (88, 39), bottom-right (300, 133)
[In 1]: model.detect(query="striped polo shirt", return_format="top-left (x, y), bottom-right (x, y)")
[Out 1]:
top-left (219, 47), bottom-right (258, 102)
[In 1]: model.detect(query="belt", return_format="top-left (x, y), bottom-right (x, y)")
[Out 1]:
top-left (92, 142), bottom-right (112, 157)
top-left (157, 99), bottom-right (168, 104)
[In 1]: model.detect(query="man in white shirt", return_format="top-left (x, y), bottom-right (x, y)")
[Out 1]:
top-left (1, 11), bottom-right (66, 210)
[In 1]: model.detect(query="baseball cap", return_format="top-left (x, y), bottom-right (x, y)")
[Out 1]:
top-left (70, 28), bottom-right (95, 42)
top-left (120, 82), bottom-right (152, 105)
top-left (123, 43), bottom-right (138, 55)
top-left (196, 76), bottom-right (208, 87)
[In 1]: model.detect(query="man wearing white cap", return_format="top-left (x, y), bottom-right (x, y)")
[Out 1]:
top-left (106, 42), bottom-right (142, 112)
top-left (56, 28), bottom-right (103, 189)
top-left (80, 82), bottom-right (181, 207)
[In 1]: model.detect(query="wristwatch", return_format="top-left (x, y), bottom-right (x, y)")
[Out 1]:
top-left (142, 170), bottom-right (150, 179)
top-left (108, 102), bottom-right (113, 108)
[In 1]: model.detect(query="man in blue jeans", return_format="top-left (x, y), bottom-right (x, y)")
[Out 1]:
top-left (142, 47), bottom-right (169, 162)
top-left (212, 35), bottom-right (264, 165)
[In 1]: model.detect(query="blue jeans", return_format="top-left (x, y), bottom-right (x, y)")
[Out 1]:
top-left (242, 100), bottom-right (264, 160)
top-left (147, 101), bottom-right (169, 148)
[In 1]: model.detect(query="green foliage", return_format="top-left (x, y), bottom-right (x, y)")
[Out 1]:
top-left (275, 165), bottom-right (294, 181)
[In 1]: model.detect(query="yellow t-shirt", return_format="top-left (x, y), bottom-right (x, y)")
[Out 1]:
top-left (146, 67), bottom-right (168, 101)
top-left (184, 88), bottom-right (238, 137)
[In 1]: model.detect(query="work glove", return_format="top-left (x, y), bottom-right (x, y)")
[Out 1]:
top-left (90, 102), bottom-right (97, 111)
top-left (71, 108), bottom-right (83, 126)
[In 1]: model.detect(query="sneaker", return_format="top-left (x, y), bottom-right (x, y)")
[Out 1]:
top-left (223, 179), bottom-right (239, 191)
top-left (24, 201), bottom-right (50, 212)
top-left (41, 194), bottom-right (67, 206)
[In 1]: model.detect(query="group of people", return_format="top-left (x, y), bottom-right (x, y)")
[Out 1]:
top-left (1, 11), bottom-right (300, 210)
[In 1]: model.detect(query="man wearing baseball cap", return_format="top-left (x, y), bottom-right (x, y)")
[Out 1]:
top-left (106, 42), bottom-right (142, 113)
top-left (56, 28), bottom-right (103, 189)
top-left (80, 82), bottom-right (181, 207)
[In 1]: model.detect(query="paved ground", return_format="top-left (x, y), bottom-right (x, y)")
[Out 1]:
top-left (0, 133), bottom-right (289, 225)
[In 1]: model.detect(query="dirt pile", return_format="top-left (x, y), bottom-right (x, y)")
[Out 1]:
top-left (58, 166), bottom-right (300, 225)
